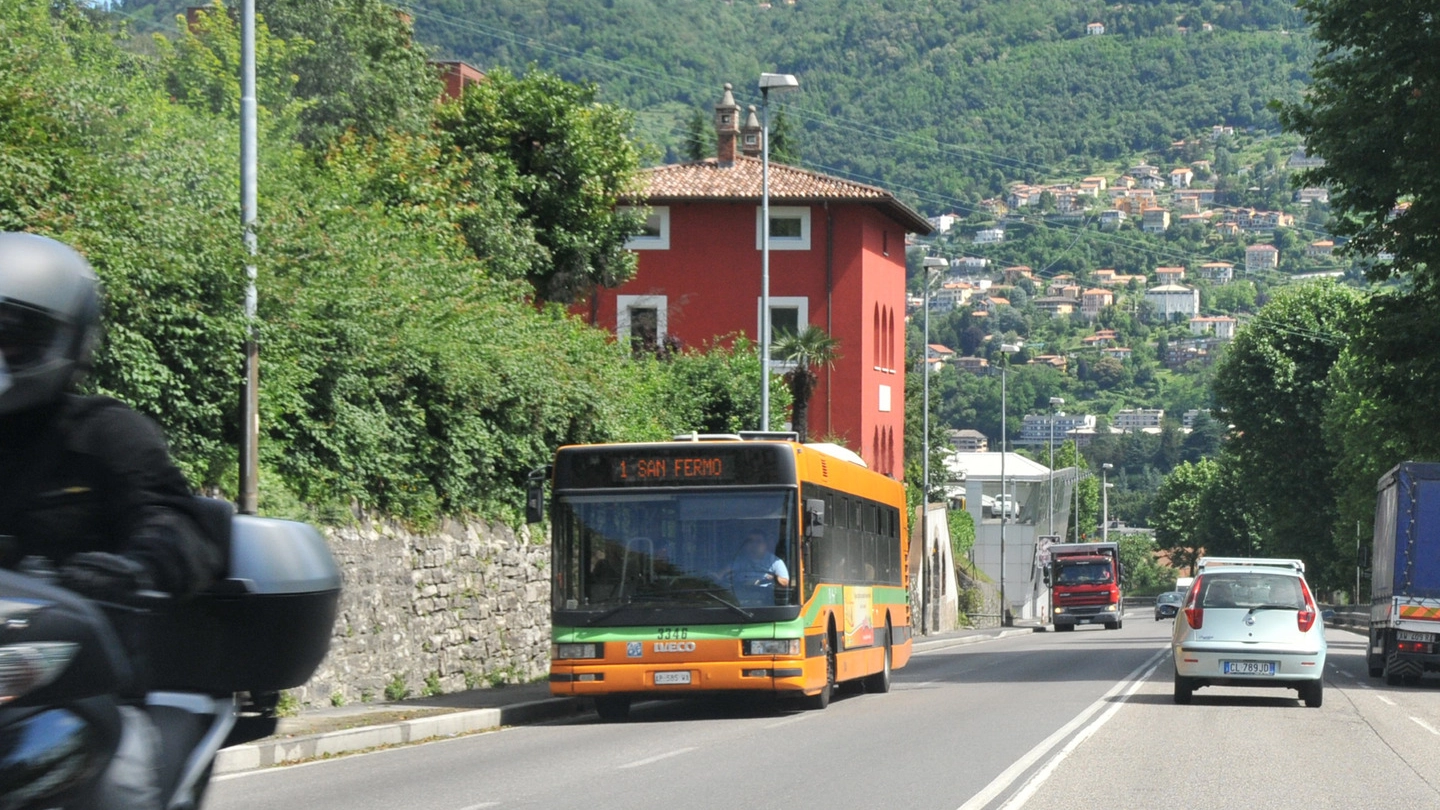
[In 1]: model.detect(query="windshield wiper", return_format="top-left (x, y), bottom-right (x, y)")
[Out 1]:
top-left (699, 589), bottom-right (754, 620)
top-left (1247, 603), bottom-right (1302, 613)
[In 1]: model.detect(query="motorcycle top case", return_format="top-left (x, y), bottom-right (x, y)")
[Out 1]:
top-left (149, 513), bottom-right (341, 693)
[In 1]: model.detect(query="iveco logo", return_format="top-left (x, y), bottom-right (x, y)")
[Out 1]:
top-left (654, 642), bottom-right (696, 653)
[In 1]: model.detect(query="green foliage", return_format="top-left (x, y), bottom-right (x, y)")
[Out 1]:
top-left (422, 671), bottom-right (443, 697)
top-left (1277, 0), bottom-right (1440, 289)
top-left (275, 690), bottom-right (301, 717)
top-left (1211, 283), bottom-right (1360, 572)
top-left (772, 325), bottom-right (840, 442)
top-left (1117, 533), bottom-right (1172, 595)
top-left (438, 68), bottom-right (645, 303)
top-left (948, 508), bottom-right (975, 560)
top-left (384, 673), bottom-right (410, 702)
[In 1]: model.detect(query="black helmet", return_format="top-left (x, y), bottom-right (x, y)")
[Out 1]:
top-left (0, 233), bottom-right (100, 415)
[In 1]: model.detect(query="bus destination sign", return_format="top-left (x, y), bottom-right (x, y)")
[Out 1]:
top-left (612, 455), bottom-right (733, 483)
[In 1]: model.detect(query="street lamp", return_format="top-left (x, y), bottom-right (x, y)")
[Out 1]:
top-left (239, 0), bottom-right (260, 513)
top-left (758, 72), bottom-right (799, 431)
top-left (998, 342), bottom-right (1019, 626)
top-left (919, 256), bottom-right (947, 635)
top-left (1048, 396), bottom-right (1064, 537)
top-left (1102, 463), bottom-right (1114, 542)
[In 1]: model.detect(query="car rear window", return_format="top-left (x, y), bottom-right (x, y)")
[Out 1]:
top-left (1197, 572), bottom-right (1303, 609)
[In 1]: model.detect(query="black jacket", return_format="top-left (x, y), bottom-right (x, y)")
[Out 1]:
top-left (0, 395), bottom-right (222, 596)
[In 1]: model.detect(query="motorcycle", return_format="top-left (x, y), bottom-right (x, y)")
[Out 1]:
top-left (0, 501), bottom-right (341, 809)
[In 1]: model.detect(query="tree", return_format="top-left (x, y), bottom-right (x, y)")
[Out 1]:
top-left (1151, 459), bottom-right (1217, 576)
top-left (1277, 0), bottom-right (1440, 289)
top-left (439, 68), bottom-right (644, 303)
top-left (1211, 282), bottom-right (1360, 575)
top-left (768, 107), bottom-right (800, 165)
top-left (772, 325), bottom-right (840, 442)
top-left (681, 109), bottom-right (712, 161)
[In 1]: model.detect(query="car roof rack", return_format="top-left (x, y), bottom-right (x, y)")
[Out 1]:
top-left (1196, 556), bottom-right (1305, 574)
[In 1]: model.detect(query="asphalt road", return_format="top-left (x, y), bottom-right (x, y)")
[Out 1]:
top-left (206, 613), bottom-right (1440, 810)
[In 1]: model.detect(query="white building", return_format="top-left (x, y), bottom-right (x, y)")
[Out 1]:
top-left (1114, 408), bottom-right (1164, 432)
top-left (1016, 413), bottom-right (1096, 447)
top-left (973, 228), bottom-right (1005, 245)
top-left (1190, 315), bottom-right (1237, 340)
top-left (1145, 283), bottom-right (1200, 320)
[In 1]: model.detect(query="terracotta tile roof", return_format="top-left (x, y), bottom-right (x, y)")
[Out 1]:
top-left (631, 156), bottom-right (933, 234)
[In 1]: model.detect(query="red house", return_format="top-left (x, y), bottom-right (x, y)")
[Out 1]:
top-left (583, 84), bottom-right (932, 477)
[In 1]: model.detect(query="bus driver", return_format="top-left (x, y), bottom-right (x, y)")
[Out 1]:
top-left (725, 532), bottom-right (790, 606)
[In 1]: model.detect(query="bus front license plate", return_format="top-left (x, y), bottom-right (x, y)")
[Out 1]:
top-left (654, 671), bottom-right (691, 685)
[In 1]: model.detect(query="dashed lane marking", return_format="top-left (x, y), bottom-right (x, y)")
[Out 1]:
top-left (1377, 695), bottom-right (1397, 706)
top-left (618, 747), bottom-right (696, 770)
top-left (1411, 717), bottom-right (1440, 737)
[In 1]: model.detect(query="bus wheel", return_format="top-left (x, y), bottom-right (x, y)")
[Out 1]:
top-left (863, 619), bottom-right (892, 694)
top-left (594, 695), bottom-right (631, 722)
top-left (806, 628), bottom-right (835, 710)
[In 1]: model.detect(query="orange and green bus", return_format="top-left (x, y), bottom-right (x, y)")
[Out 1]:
top-left (531, 433), bottom-right (912, 720)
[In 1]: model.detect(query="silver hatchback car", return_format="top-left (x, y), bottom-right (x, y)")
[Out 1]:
top-left (1172, 557), bottom-right (1327, 707)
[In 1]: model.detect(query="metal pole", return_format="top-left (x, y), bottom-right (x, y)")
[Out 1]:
top-left (1048, 414), bottom-right (1055, 536)
top-left (759, 87), bottom-right (772, 432)
top-left (239, 0), bottom-right (259, 514)
top-left (1074, 458), bottom-right (1081, 543)
top-left (1000, 363), bottom-right (1008, 626)
top-left (1102, 471), bottom-right (1109, 542)
top-left (920, 270), bottom-right (931, 634)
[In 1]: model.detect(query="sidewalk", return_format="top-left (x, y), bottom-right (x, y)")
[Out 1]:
top-left (215, 624), bottom-right (1035, 775)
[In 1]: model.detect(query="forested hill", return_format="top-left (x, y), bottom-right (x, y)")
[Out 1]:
top-left (398, 0), bottom-right (1310, 211)
top-left (117, 0), bottom-right (1314, 210)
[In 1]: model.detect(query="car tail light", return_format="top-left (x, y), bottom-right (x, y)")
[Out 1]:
top-left (1183, 576), bottom-right (1203, 629)
top-left (1297, 579), bottom-right (1317, 633)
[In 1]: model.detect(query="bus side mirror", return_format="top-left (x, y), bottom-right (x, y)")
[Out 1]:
top-left (524, 466), bottom-right (550, 525)
top-left (804, 498), bottom-right (826, 538)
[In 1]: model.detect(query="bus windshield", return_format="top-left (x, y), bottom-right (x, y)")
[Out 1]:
top-left (553, 489), bottom-right (798, 613)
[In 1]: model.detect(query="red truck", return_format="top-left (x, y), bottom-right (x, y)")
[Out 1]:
top-left (1048, 542), bottom-right (1124, 631)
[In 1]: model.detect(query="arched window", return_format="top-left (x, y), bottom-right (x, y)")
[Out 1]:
top-left (873, 304), bottom-right (880, 369)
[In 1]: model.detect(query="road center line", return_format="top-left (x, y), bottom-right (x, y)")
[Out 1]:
top-left (618, 746), bottom-right (696, 769)
top-left (955, 648), bottom-right (1166, 810)
top-left (1411, 717), bottom-right (1440, 736)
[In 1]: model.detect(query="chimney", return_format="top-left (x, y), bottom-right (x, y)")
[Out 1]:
top-left (714, 83), bottom-right (740, 164)
top-left (740, 105), bottom-right (762, 158)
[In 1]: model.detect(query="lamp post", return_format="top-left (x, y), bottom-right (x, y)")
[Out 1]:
top-left (1048, 396), bottom-right (1063, 538)
top-left (998, 342), bottom-right (1019, 626)
top-left (238, 0), bottom-right (259, 514)
top-left (919, 256), bottom-right (947, 635)
top-left (1102, 463), bottom-right (1113, 542)
top-left (757, 72), bottom-right (799, 431)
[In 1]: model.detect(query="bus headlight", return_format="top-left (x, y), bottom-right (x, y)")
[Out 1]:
top-left (0, 643), bottom-right (78, 706)
top-left (744, 639), bottom-right (800, 656)
top-left (552, 643), bottom-right (602, 660)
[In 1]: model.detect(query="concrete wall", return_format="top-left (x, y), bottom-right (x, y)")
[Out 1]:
top-left (295, 516), bottom-right (551, 708)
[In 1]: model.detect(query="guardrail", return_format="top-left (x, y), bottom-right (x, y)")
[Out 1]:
top-left (1321, 604), bottom-right (1368, 632)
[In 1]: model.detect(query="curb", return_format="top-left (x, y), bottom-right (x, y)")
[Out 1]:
top-left (216, 624), bottom-right (1038, 774)
top-left (912, 627), bottom-right (1036, 652)
top-left (213, 697), bottom-right (582, 775)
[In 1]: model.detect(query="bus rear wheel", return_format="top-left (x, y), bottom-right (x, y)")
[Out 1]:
top-left (594, 695), bottom-right (631, 722)
top-left (862, 619), bottom-right (892, 694)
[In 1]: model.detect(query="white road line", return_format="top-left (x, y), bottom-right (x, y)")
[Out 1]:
top-left (764, 713), bottom-right (813, 729)
top-left (457, 803), bottom-right (500, 810)
top-left (996, 660), bottom-right (1160, 810)
top-left (955, 648), bottom-right (1167, 810)
top-left (1377, 695), bottom-right (1397, 706)
top-left (1335, 669), bottom-right (1354, 678)
top-left (1411, 717), bottom-right (1440, 736)
top-left (618, 746), bottom-right (696, 769)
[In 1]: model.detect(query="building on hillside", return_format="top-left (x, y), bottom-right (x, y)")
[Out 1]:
top-left (1189, 315), bottom-right (1237, 340)
top-left (595, 83), bottom-right (932, 474)
top-left (1142, 208), bottom-right (1171, 233)
top-left (1306, 240), bottom-right (1336, 258)
top-left (1086, 21), bottom-right (1105, 35)
top-left (1245, 243), bottom-right (1280, 273)
top-left (1017, 413), bottom-right (1097, 448)
top-left (1297, 187), bottom-right (1330, 205)
top-left (927, 213), bottom-right (961, 234)
top-left (949, 429), bottom-right (989, 453)
top-left (1034, 296), bottom-right (1078, 318)
top-left (1169, 167), bottom-right (1194, 189)
top-left (1082, 328), bottom-right (1118, 348)
top-left (1028, 354), bottom-right (1068, 371)
top-left (1114, 408), bottom-right (1164, 432)
top-left (954, 355), bottom-right (990, 375)
top-left (1145, 284), bottom-right (1200, 320)
top-left (1155, 266), bottom-right (1186, 285)
top-left (1099, 209), bottom-right (1127, 231)
top-left (1198, 261), bottom-right (1235, 284)
top-left (974, 227), bottom-right (1005, 244)
top-left (432, 61), bottom-right (485, 101)
top-left (1080, 289), bottom-right (1113, 320)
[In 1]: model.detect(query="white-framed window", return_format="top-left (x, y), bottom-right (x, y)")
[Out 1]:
top-left (755, 206), bottom-right (811, 251)
top-left (621, 206), bottom-right (670, 250)
top-left (757, 296), bottom-right (809, 369)
top-left (617, 295), bottom-right (668, 354)
top-left (878, 384), bottom-right (892, 413)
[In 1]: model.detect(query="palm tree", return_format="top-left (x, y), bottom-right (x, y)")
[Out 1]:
top-left (771, 325), bottom-right (841, 442)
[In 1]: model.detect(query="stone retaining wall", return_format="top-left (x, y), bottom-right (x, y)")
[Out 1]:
top-left (293, 516), bottom-right (551, 708)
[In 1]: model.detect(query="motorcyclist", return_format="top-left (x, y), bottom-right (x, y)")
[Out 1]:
top-left (0, 232), bottom-right (224, 808)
